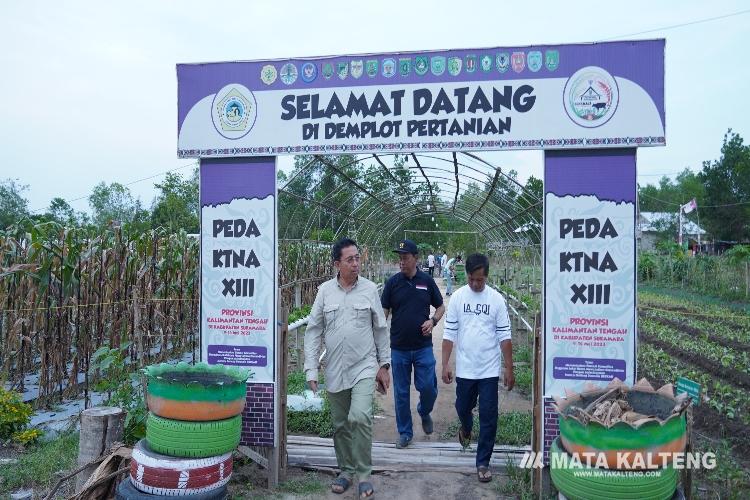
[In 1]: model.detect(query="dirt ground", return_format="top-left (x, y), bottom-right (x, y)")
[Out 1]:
top-left (229, 459), bottom-right (520, 499)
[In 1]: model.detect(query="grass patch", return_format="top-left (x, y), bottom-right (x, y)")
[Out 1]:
top-left (276, 472), bottom-right (326, 495)
top-left (514, 365), bottom-right (533, 395)
top-left (496, 412), bottom-right (532, 446)
top-left (694, 438), bottom-right (750, 498)
top-left (496, 459), bottom-right (533, 500)
top-left (439, 411), bottom-right (532, 446)
top-left (0, 432), bottom-right (79, 495)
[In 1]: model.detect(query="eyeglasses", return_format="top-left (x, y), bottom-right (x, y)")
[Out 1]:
top-left (341, 255), bottom-right (361, 264)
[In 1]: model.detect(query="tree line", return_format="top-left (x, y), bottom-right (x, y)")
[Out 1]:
top-left (0, 170), bottom-right (200, 234)
top-left (639, 130), bottom-right (749, 243)
top-left (1, 130), bottom-right (747, 244)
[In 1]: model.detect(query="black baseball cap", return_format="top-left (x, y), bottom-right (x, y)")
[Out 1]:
top-left (393, 239), bottom-right (418, 254)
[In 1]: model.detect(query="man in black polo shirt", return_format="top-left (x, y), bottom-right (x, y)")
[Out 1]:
top-left (381, 240), bottom-right (445, 448)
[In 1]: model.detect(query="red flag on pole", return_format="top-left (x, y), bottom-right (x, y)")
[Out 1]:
top-left (681, 198), bottom-right (697, 214)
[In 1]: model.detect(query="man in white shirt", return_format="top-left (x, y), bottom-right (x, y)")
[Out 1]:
top-left (440, 251), bottom-right (448, 273)
top-left (441, 253), bottom-right (514, 483)
top-left (427, 252), bottom-right (436, 277)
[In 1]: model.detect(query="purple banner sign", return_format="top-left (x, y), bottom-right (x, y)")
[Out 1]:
top-left (553, 357), bottom-right (626, 381)
top-left (207, 345), bottom-right (268, 367)
top-left (543, 148), bottom-right (637, 397)
top-left (177, 40), bottom-right (665, 157)
top-left (200, 157), bottom-right (277, 382)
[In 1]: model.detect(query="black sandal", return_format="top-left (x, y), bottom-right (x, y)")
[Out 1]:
top-left (358, 481), bottom-right (375, 498)
top-left (331, 475), bottom-right (351, 494)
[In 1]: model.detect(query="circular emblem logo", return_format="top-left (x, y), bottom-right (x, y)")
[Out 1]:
top-left (211, 84), bottom-right (257, 140)
top-left (280, 63), bottom-right (298, 85)
top-left (301, 62), bottom-right (317, 83)
top-left (260, 65), bottom-right (277, 85)
top-left (564, 66), bottom-right (619, 128)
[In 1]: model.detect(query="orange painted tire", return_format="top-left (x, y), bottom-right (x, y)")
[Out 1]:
top-left (146, 394), bottom-right (245, 421)
top-left (144, 363), bottom-right (248, 421)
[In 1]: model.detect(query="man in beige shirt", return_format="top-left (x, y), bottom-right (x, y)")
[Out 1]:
top-left (305, 238), bottom-right (390, 498)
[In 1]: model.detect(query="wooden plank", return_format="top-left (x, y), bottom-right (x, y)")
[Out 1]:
top-left (237, 445), bottom-right (269, 468)
top-left (279, 305), bottom-right (289, 482)
top-left (287, 453), bottom-right (523, 468)
top-left (287, 435), bottom-right (530, 452)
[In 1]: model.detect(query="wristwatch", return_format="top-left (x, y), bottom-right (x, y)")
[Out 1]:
top-left (431, 317), bottom-right (438, 326)
top-left (381, 363), bottom-right (390, 370)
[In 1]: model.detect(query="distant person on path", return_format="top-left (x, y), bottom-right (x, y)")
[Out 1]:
top-left (443, 254), bottom-right (461, 295)
top-left (441, 251), bottom-right (448, 275)
top-left (427, 252), bottom-right (436, 277)
top-left (441, 253), bottom-right (514, 483)
top-left (305, 238), bottom-right (391, 498)
top-left (381, 239), bottom-right (445, 449)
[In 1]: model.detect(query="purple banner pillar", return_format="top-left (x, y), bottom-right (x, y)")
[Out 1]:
top-left (540, 148), bottom-right (637, 463)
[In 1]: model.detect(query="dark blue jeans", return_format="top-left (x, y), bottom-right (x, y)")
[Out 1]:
top-left (391, 346), bottom-right (438, 440)
top-left (455, 377), bottom-right (499, 467)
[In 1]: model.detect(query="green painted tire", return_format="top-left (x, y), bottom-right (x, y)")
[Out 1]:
top-left (146, 413), bottom-right (241, 458)
top-left (550, 438), bottom-right (677, 500)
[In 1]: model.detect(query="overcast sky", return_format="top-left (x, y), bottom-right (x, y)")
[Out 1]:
top-left (1, 1), bottom-right (748, 213)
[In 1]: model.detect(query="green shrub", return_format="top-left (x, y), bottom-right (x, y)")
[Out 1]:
top-left (286, 370), bottom-right (308, 395)
top-left (12, 428), bottom-right (43, 446)
top-left (90, 342), bottom-right (147, 444)
top-left (0, 387), bottom-right (33, 441)
top-left (639, 251), bottom-right (657, 280)
top-left (287, 395), bottom-right (334, 438)
top-left (288, 305), bottom-right (312, 324)
top-left (515, 344), bottom-right (532, 364)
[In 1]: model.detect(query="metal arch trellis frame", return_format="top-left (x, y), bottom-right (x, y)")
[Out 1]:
top-left (276, 152), bottom-right (542, 252)
top-left (404, 229), bottom-right (480, 250)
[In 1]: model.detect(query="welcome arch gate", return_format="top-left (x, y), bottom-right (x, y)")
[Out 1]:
top-left (176, 39), bottom-right (665, 481)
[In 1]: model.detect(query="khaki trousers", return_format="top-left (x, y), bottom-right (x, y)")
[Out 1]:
top-left (327, 377), bottom-right (375, 481)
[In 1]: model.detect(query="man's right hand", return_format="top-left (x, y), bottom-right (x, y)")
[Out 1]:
top-left (441, 365), bottom-right (454, 384)
top-left (308, 380), bottom-right (318, 395)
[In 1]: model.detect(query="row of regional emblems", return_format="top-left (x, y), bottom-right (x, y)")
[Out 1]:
top-left (259, 50), bottom-right (560, 86)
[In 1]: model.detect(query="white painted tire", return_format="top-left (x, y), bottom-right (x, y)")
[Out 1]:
top-left (129, 440), bottom-right (232, 496)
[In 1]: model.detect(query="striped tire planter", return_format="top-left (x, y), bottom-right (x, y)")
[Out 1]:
top-left (550, 438), bottom-right (677, 500)
top-left (559, 412), bottom-right (687, 470)
top-left (146, 413), bottom-right (241, 458)
top-left (145, 362), bottom-right (247, 421)
top-left (117, 477), bottom-right (228, 500)
top-left (129, 440), bottom-right (232, 496)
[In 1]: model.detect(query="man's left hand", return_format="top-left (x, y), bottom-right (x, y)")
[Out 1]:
top-left (376, 366), bottom-right (391, 394)
top-left (420, 319), bottom-right (433, 336)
